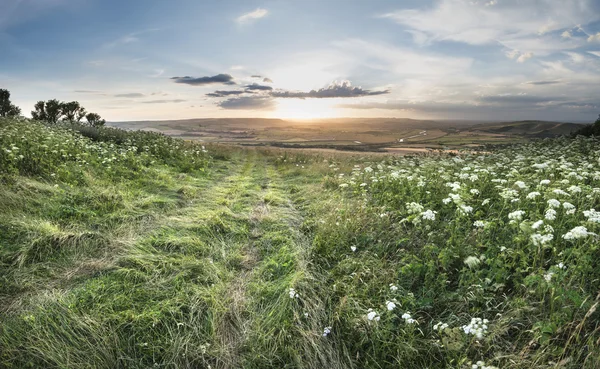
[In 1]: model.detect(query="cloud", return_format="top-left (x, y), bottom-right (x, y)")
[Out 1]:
top-left (251, 75), bottom-right (262, 78)
top-left (588, 32), bottom-right (600, 42)
top-left (506, 49), bottom-right (533, 62)
top-left (171, 74), bottom-right (235, 86)
top-left (141, 99), bottom-right (186, 104)
top-left (562, 30), bottom-right (573, 39)
top-left (114, 93), bottom-right (145, 98)
top-left (478, 93), bottom-right (564, 105)
top-left (236, 8), bottom-right (268, 24)
top-left (245, 83), bottom-right (273, 91)
top-left (271, 80), bottom-right (389, 99)
top-left (74, 90), bottom-right (103, 93)
top-left (382, 0), bottom-right (599, 47)
top-left (206, 90), bottom-right (246, 97)
top-left (524, 80), bottom-right (561, 85)
top-left (516, 52), bottom-right (534, 63)
top-left (263, 77), bottom-right (273, 83)
top-left (218, 95), bottom-right (275, 110)
top-left (588, 51), bottom-right (600, 58)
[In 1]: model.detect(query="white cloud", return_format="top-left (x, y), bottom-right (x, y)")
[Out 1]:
top-left (236, 8), bottom-right (268, 24)
top-left (588, 32), bottom-right (600, 42)
top-left (382, 0), bottom-right (599, 50)
top-left (561, 30), bottom-right (573, 38)
top-left (588, 51), bottom-right (600, 58)
top-left (517, 52), bottom-right (533, 63)
top-left (563, 51), bottom-right (586, 63)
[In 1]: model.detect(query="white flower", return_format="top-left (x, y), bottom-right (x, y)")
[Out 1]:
top-left (473, 220), bottom-right (486, 228)
top-left (531, 233), bottom-right (553, 246)
top-left (526, 191), bottom-right (541, 199)
top-left (544, 271), bottom-right (554, 282)
top-left (462, 318), bottom-right (489, 339)
top-left (401, 312), bottom-right (417, 324)
top-left (568, 185), bottom-right (582, 194)
top-left (531, 220), bottom-right (544, 229)
top-left (557, 262), bottom-right (566, 269)
top-left (339, 183), bottom-right (348, 188)
top-left (540, 179), bottom-right (551, 185)
top-left (514, 181), bottom-right (528, 189)
top-left (508, 210), bottom-right (525, 221)
top-left (470, 189), bottom-right (480, 195)
top-left (583, 209), bottom-right (600, 223)
top-left (458, 205), bottom-right (473, 215)
top-left (289, 288), bottom-right (299, 299)
top-left (464, 256), bottom-right (481, 268)
top-left (482, 198), bottom-right (491, 206)
top-left (421, 209), bottom-right (437, 221)
top-left (350, 246), bottom-right (357, 252)
top-left (389, 284), bottom-right (398, 292)
top-left (433, 322), bottom-right (449, 330)
top-left (322, 326), bottom-right (332, 336)
top-left (547, 199), bottom-right (561, 208)
top-left (563, 226), bottom-right (596, 240)
top-left (386, 301), bottom-right (397, 311)
top-left (367, 310), bottom-right (380, 321)
top-left (406, 202), bottom-right (424, 214)
top-left (545, 209), bottom-right (557, 221)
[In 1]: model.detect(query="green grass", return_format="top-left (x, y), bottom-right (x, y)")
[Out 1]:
top-left (1, 118), bottom-right (599, 368)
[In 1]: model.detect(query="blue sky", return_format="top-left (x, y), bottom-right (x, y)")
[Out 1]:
top-left (2, 0), bottom-right (600, 121)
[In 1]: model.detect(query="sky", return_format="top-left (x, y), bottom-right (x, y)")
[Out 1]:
top-left (2, 0), bottom-right (600, 122)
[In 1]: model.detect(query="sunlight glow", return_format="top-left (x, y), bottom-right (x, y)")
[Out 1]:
top-left (272, 99), bottom-right (339, 119)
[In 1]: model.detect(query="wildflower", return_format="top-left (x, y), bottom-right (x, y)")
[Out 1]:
top-left (544, 271), bottom-right (554, 282)
top-left (462, 318), bottom-right (489, 339)
top-left (406, 202), bottom-right (424, 214)
top-left (289, 288), bottom-right (299, 299)
top-left (583, 209), bottom-right (600, 223)
top-left (367, 309), bottom-right (380, 321)
top-left (557, 262), bottom-right (566, 269)
top-left (322, 327), bottom-right (332, 337)
top-left (562, 202), bottom-right (576, 214)
top-left (339, 183), bottom-right (348, 188)
top-left (526, 191), bottom-right (541, 199)
top-left (458, 205), bottom-right (473, 215)
top-left (482, 198), bottom-right (491, 205)
top-left (540, 179), bottom-right (551, 185)
top-left (547, 199), bottom-right (561, 208)
top-left (470, 189), bottom-right (480, 195)
top-left (514, 181), bottom-right (527, 189)
top-left (545, 209), bottom-right (557, 221)
top-left (386, 301), bottom-right (397, 311)
top-left (568, 185), bottom-right (582, 194)
top-left (421, 209), bottom-right (437, 221)
top-left (401, 312), bottom-right (417, 324)
top-left (563, 226), bottom-right (595, 240)
top-left (508, 210), bottom-right (525, 221)
top-left (433, 322), bottom-right (449, 330)
top-left (531, 233), bottom-right (553, 246)
top-left (464, 256), bottom-right (481, 268)
top-left (531, 220), bottom-right (544, 229)
top-left (389, 284), bottom-right (398, 292)
top-left (473, 220), bottom-right (486, 228)
top-left (350, 246), bottom-right (356, 252)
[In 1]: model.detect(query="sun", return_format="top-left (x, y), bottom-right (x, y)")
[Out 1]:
top-left (272, 99), bottom-right (339, 120)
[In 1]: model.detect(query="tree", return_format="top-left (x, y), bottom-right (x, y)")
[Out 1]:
top-left (85, 112), bottom-right (106, 127)
top-left (574, 114), bottom-right (600, 137)
top-left (31, 99), bottom-right (63, 124)
top-left (0, 89), bottom-right (22, 118)
top-left (61, 101), bottom-right (86, 123)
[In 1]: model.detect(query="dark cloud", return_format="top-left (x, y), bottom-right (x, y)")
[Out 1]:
top-left (218, 96), bottom-right (275, 110)
top-left (114, 93), bottom-right (145, 98)
top-left (141, 99), bottom-right (186, 104)
top-left (206, 90), bottom-right (246, 97)
top-left (245, 83), bottom-right (273, 91)
top-left (251, 75), bottom-right (262, 78)
top-left (271, 80), bottom-right (389, 99)
top-left (524, 80), bottom-right (561, 85)
top-left (263, 77), bottom-right (273, 83)
top-left (171, 74), bottom-right (235, 86)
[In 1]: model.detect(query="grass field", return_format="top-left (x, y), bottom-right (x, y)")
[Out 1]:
top-left (1, 117), bottom-right (599, 368)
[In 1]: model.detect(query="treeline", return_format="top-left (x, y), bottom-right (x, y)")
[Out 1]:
top-left (0, 88), bottom-right (106, 127)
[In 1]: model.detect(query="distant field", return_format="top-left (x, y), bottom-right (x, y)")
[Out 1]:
top-left (110, 118), bottom-right (585, 152)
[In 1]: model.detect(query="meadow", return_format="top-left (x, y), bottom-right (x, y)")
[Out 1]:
top-left (0, 117), bottom-right (599, 369)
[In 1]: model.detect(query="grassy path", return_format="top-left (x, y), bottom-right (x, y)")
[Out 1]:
top-left (0, 149), bottom-right (349, 368)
